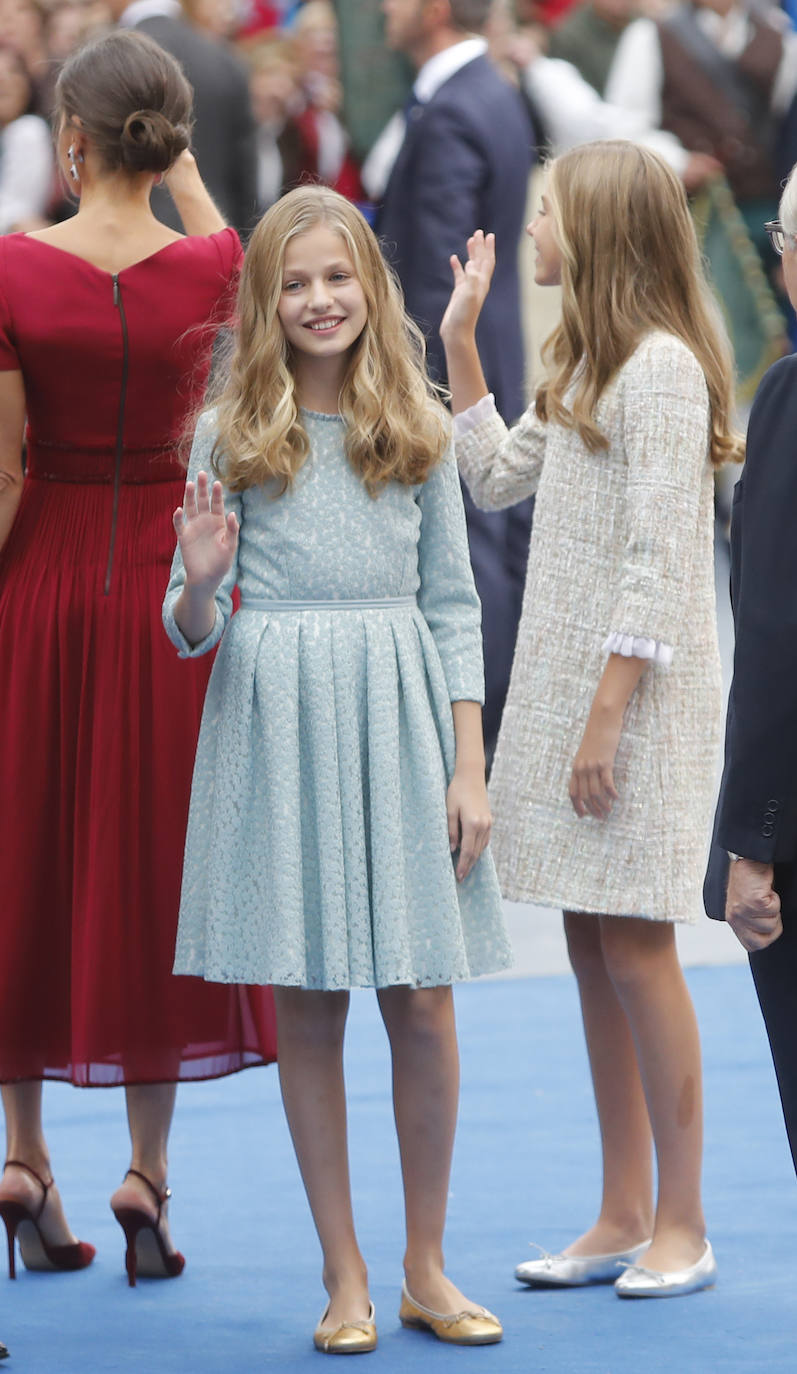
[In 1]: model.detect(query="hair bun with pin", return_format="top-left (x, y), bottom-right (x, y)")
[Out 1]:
top-left (120, 108), bottom-right (189, 174)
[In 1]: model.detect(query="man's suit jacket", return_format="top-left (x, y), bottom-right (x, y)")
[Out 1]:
top-left (704, 353), bottom-right (797, 919)
top-left (376, 53), bottom-right (534, 425)
top-left (135, 14), bottom-right (258, 235)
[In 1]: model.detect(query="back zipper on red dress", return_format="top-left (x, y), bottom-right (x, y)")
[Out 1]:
top-left (104, 273), bottom-right (129, 595)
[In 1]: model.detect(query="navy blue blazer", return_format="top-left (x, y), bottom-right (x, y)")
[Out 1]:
top-left (376, 54), bottom-right (534, 424)
top-left (704, 353), bottom-right (797, 919)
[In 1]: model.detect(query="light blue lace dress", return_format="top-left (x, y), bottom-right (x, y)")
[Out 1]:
top-left (162, 410), bottom-right (511, 989)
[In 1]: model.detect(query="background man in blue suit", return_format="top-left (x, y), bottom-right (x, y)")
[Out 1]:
top-left (365, 0), bottom-right (535, 759)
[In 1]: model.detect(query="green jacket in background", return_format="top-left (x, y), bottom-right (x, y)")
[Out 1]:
top-left (333, 0), bottom-right (413, 161)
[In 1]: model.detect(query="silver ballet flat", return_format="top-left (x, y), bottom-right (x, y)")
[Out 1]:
top-left (515, 1239), bottom-right (651, 1287)
top-left (614, 1239), bottom-right (717, 1298)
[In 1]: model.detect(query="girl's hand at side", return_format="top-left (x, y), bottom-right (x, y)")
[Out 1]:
top-left (439, 230), bottom-right (496, 345)
top-left (569, 704), bottom-right (622, 820)
top-left (447, 766), bottom-right (492, 882)
top-left (173, 469), bottom-right (239, 593)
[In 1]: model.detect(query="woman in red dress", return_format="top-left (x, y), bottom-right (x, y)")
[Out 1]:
top-left (0, 30), bottom-right (276, 1286)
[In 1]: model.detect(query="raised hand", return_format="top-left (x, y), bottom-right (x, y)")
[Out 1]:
top-left (173, 469), bottom-right (238, 594)
top-left (439, 230), bottom-right (496, 345)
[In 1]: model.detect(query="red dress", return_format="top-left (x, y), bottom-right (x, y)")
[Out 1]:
top-left (0, 229), bottom-right (277, 1086)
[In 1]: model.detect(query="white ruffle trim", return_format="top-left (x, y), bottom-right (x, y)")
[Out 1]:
top-left (452, 393), bottom-right (497, 437)
top-left (603, 631), bottom-right (673, 668)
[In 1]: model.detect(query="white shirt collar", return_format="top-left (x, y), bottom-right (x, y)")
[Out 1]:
top-left (119, 0), bottom-right (181, 27)
top-left (413, 37), bottom-right (488, 104)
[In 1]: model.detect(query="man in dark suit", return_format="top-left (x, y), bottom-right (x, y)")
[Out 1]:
top-left (115, 0), bottom-right (258, 235)
top-left (372, 0), bottom-right (535, 759)
top-left (704, 350), bottom-right (797, 1176)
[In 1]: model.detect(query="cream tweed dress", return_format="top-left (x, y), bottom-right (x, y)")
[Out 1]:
top-left (455, 331), bottom-right (722, 923)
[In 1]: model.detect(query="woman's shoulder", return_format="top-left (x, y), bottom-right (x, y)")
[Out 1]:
top-left (176, 226), bottom-right (242, 270)
top-left (0, 232), bottom-right (26, 280)
top-left (623, 330), bottom-right (703, 372)
top-left (618, 331), bottom-right (707, 393)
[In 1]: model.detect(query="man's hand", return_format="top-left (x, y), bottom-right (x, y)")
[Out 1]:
top-left (725, 858), bottom-right (783, 952)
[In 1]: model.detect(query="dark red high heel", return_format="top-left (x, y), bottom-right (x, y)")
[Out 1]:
top-left (110, 1168), bottom-right (185, 1288)
top-left (0, 1160), bottom-right (95, 1280)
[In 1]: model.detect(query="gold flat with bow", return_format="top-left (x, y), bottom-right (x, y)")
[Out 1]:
top-left (313, 1301), bottom-right (377, 1354)
top-left (398, 1281), bottom-right (503, 1345)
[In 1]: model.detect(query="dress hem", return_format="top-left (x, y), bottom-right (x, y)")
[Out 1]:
top-left (0, 1052), bottom-right (277, 1090)
top-left (172, 960), bottom-right (515, 990)
top-left (500, 880), bottom-right (699, 926)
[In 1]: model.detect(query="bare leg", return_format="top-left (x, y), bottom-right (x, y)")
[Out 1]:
top-left (561, 913), bottom-right (654, 1256)
top-left (599, 915), bottom-right (706, 1271)
top-left (109, 1083), bottom-right (179, 1251)
top-left (0, 1081), bottom-right (80, 1246)
top-left (272, 986), bottom-right (370, 1329)
top-left (377, 984), bottom-right (483, 1313)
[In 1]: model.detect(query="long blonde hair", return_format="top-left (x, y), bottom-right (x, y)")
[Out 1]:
top-left (209, 186), bottom-right (450, 493)
top-left (536, 142), bottom-right (743, 468)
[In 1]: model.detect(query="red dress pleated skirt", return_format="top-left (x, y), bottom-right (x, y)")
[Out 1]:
top-left (0, 446), bottom-right (278, 1086)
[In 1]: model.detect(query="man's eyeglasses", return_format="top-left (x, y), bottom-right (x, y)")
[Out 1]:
top-left (765, 220), bottom-right (793, 255)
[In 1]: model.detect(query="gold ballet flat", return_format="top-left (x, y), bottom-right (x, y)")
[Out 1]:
top-left (398, 1280), bottom-right (503, 1345)
top-left (313, 1301), bottom-right (377, 1355)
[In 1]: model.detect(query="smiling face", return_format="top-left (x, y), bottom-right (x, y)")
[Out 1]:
top-left (277, 224), bottom-right (368, 364)
top-left (527, 193), bottom-right (562, 287)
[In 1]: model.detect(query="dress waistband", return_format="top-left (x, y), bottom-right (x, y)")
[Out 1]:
top-left (239, 596), bottom-right (417, 612)
top-left (26, 442), bottom-right (183, 486)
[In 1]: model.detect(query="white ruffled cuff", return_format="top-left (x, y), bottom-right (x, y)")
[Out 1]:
top-left (602, 631), bottom-right (673, 668)
top-left (452, 393), bottom-right (497, 437)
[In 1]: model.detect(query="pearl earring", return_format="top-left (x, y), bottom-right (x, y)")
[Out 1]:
top-left (67, 143), bottom-right (82, 184)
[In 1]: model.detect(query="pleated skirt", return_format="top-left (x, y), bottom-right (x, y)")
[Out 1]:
top-left (173, 600), bottom-right (511, 989)
top-left (0, 467), bottom-right (278, 1085)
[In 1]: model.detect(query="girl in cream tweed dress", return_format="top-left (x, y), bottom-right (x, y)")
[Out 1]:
top-left (442, 143), bottom-right (743, 1297)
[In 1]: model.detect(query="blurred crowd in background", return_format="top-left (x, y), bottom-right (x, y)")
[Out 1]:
top-left (2, 0), bottom-right (796, 387)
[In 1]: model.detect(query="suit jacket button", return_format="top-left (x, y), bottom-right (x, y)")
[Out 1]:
top-left (767, 799), bottom-right (780, 812)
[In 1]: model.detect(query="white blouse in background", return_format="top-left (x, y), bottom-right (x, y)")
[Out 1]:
top-left (0, 115), bottom-right (53, 234)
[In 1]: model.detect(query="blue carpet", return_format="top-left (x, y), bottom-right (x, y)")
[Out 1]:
top-left (3, 965), bottom-right (794, 1372)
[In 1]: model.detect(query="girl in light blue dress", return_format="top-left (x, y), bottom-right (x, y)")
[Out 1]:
top-left (162, 187), bottom-right (510, 1355)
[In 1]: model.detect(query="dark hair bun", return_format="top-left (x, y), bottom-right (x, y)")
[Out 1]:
top-left (120, 108), bottom-right (189, 174)
top-left (54, 31), bottom-right (194, 177)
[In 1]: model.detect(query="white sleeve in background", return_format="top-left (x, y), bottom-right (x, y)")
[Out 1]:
top-left (604, 18), bottom-right (664, 128)
top-left (523, 55), bottom-right (688, 175)
top-left (0, 116), bottom-right (53, 233)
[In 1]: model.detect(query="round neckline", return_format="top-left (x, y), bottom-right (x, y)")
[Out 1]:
top-left (16, 228), bottom-right (228, 279)
top-left (299, 406), bottom-right (344, 421)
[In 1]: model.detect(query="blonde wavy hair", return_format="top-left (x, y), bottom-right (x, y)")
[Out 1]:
top-left (209, 186), bottom-right (450, 493)
top-left (536, 142), bottom-right (743, 468)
